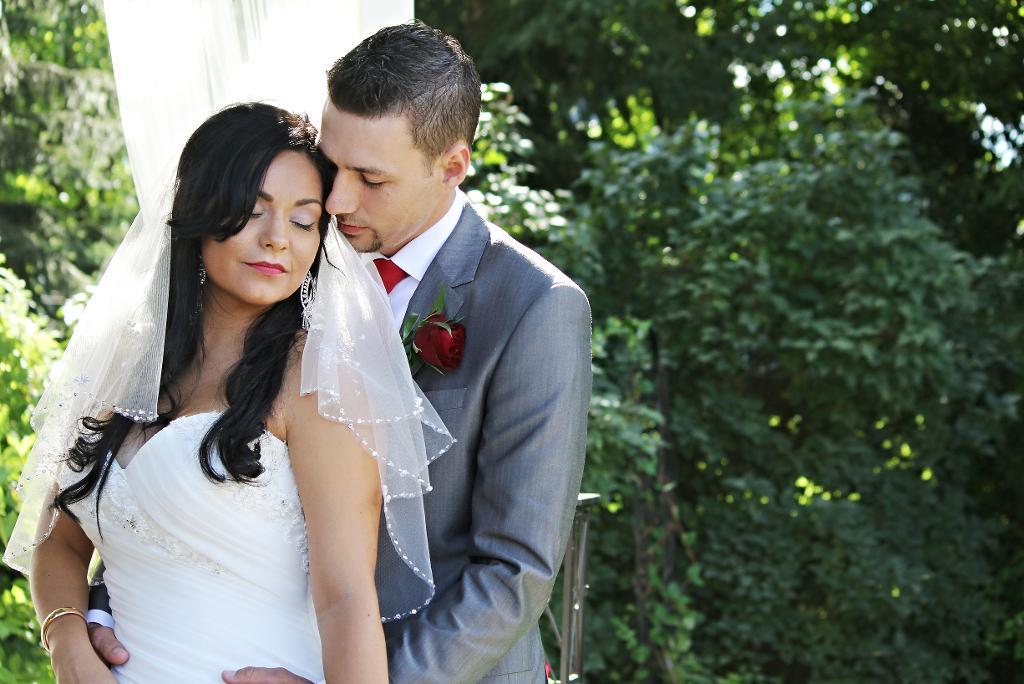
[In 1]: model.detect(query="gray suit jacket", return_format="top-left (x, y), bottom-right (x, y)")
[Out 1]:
top-left (380, 201), bottom-right (592, 683)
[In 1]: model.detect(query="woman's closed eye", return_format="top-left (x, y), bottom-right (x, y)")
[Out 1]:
top-left (361, 175), bottom-right (384, 189)
top-left (250, 206), bottom-right (317, 230)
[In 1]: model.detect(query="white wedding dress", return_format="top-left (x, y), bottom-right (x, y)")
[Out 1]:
top-left (62, 412), bottom-right (324, 683)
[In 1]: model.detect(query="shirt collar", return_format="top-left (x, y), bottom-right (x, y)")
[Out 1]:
top-left (386, 189), bottom-right (466, 281)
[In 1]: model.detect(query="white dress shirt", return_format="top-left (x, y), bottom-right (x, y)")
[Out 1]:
top-left (375, 188), bottom-right (466, 329)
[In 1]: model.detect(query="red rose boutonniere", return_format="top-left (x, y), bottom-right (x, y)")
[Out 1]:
top-left (401, 286), bottom-right (465, 374)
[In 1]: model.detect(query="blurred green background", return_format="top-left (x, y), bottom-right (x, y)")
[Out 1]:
top-left (1, 1), bottom-right (1022, 682)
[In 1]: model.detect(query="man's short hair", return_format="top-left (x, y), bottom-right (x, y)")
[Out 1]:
top-left (327, 21), bottom-right (481, 160)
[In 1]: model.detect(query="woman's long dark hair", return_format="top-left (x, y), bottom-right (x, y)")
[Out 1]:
top-left (56, 102), bottom-right (336, 523)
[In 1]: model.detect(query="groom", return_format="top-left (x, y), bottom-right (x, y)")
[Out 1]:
top-left (90, 22), bottom-right (591, 684)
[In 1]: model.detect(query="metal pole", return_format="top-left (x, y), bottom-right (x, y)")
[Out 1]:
top-left (559, 493), bottom-right (600, 683)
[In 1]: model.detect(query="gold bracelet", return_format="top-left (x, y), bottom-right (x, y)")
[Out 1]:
top-left (40, 606), bottom-right (87, 653)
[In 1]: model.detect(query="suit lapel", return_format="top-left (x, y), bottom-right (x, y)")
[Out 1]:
top-left (406, 202), bottom-right (489, 381)
top-left (407, 263), bottom-right (465, 326)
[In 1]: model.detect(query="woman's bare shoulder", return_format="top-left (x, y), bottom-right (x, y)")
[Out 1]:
top-left (267, 332), bottom-right (308, 441)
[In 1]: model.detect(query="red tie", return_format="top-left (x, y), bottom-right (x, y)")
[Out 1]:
top-left (373, 258), bottom-right (409, 294)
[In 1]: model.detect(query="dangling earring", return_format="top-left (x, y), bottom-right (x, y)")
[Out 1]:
top-left (196, 258), bottom-right (207, 315)
top-left (300, 271), bottom-right (316, 329)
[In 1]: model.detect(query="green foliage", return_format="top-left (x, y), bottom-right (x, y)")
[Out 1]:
top-left (954, 251), bottom-right (1024, 679)
top-left (421, 0), bottom-right (1024, 254)
top-left (418, 1), bottom-right (1024, 678)
top-left (462, 76), bottom-right (1024, 681)
top-left (464, 83), bottom-right (574, 244)
top-left (0, 2), bottom-right (1020, 682)
top-left (567, 96), bottom-right (1022, 681)
top-left (0, 258), bottom-right (59, 682)
top-left (0, 0), bottom-right (137, 310)
top-left (598, 93), bottom-right (1004, 680)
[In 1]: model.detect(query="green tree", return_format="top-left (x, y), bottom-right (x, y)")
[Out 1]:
top-left (419, 2), bottom-right (1024, 679)
top-left (0, 259), bottom-right (59, 682)
top-left (567, 94), bottom-right (1020, 683)
top-left (460, 75), bottom-right (1024, 680)
top-left (1, 2), bottom-right (1021, 681)
top-left (0, 0), bottom-right (136, 310)
top-left (420, 1), bottom-right (1024, 255)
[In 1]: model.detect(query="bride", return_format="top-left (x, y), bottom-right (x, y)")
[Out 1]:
top-left (3, 102), bottom-right (450, 682)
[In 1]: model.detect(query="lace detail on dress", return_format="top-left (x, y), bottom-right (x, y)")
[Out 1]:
top-left (65, 413), bottom-right (309, 577)
top-left (102, 465), bottom-right (228, 576)
top-left (226, 430), bottom-right (309, 573)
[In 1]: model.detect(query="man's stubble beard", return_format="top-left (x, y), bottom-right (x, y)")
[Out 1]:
top-left (341, 227), bottom-right (383, 254)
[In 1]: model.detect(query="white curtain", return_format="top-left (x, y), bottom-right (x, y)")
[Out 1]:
top-left (102, 0), bottom-right (414, 215)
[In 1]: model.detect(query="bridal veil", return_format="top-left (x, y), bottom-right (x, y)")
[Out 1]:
top-left (3, 0), bottom-right (449, 621)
